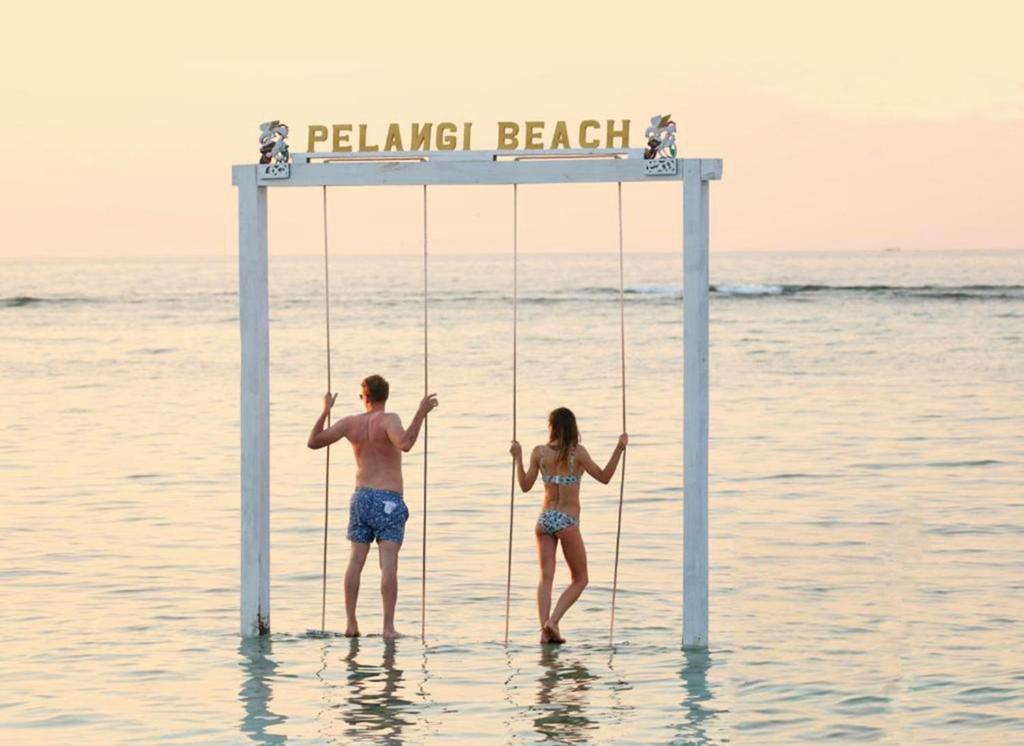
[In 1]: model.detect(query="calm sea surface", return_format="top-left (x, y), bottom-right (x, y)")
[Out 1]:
top-left (2, 250), bottom-right (1022, 744)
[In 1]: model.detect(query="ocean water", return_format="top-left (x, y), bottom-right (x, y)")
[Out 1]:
top-left (1, 249), bottom-right (1022, 744)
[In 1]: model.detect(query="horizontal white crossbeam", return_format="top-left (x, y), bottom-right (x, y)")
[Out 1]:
top-left (294, 147), bottom-right (645, 163)
top-left (232, 154), bottom-right (722, 188)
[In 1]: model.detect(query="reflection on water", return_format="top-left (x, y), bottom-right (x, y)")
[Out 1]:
top-left (238, 638), bottom-right (289, 744)
top-left (241, 637), bottom-right (430, 744)
top-left (335, 638), bottom-right (418, 744)
top-left (676, 648), bottom-right (715, 745)
top-left (532, 646), bottom-right (598, 744)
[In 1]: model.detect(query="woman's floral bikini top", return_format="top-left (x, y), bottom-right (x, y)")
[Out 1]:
top-left (541, 449), bottom-right (581, 485)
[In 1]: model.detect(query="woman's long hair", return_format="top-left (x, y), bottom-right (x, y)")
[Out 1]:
top-left (547, 407), bottom-right (579, 466)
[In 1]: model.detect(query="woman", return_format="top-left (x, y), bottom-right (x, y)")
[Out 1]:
top-left (510, 407), bottom-right (628, 644)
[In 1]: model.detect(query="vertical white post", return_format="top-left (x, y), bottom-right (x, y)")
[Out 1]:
top-left (237, 166), bottom-right (271, 638)
top-left (682, 160), bottom-right (710, 649)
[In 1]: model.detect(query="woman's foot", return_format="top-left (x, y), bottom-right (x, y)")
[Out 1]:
top-left (344, 624), bottom-right (361, 638)
top-left (541, 621), bottom-right (565, 645)
top-left (382, 628), bottom-right (403, 640)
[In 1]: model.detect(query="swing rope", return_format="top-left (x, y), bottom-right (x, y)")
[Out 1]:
top-left (320, 185), bottom-right (332, 635)
top-left (609, 181), bottom-right (627, 646)
top-left (421, 184), bottom-right (429, 642)
top-left (504, 184), bottom-right (518, 646)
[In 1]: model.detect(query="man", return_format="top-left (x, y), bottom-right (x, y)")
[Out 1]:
top-left (308, 374), bottom-right (438, 639)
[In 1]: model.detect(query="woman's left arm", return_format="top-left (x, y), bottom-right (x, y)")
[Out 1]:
top-left (579, 435), bottom-right (628, 484)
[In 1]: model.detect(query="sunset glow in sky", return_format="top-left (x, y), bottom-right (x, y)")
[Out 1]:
top-left (3, 0), bottom-right (1022, 257)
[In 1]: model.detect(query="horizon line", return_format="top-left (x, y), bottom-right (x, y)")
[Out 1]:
top-left (4, 246), bottom-right (1023, 262)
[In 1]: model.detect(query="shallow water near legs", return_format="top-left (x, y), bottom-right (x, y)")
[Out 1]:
top-left (235, 635), bottom-right (729, 744)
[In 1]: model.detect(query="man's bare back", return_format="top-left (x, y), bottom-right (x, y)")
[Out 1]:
top-left (307, 389), bottom-right (438, 492)
top-left (340, 410), bottom-right (406, 494)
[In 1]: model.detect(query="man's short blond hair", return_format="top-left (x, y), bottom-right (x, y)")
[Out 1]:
top-left (361, 374), bottom-right (390, 403)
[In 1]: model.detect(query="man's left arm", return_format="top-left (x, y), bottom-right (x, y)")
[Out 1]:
top-left (389, 394), bottom-right (438, 452)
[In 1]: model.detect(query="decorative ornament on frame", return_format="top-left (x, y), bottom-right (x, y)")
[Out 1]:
top-left (643, 114), bottom-right (677, 176)
top-left (258, 120), bottom-right (291, 179)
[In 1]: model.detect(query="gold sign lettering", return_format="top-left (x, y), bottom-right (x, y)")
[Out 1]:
top-left (358, 124), bottom-right (379, 152)
top-left (304, 120), bottom-right (634, 153)
top-left (497, 121), bottom-right (519, 150)
top-left (550, 120), bottom-right (570, 149)
top-left (436, 122), bottom-right (457, 151)
top-left (332, 124), bottom-right (352, 152)
top-left (384, 123), bottom-right (404, 151)
top-left (410, 123), bottom-right (432, 151)
top-left (308, 125), bottom-right (329, 151)
top-left (579, 120), bottom-right (600, 148)
top-left (606, 119), bottom-right (629, 148)
top-left (524, 121), bottom-right (545, 150)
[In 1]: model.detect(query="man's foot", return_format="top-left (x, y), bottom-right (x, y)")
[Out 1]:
top-left (382, 628), bottom-right (403, 640)
top-left (541, 621), bottom-right (565, 645)
top-left (345, 624), bottom-right (361, 638)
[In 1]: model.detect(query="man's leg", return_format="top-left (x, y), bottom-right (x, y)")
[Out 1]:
top-left (378, 540), bottom-right (402, 639)
top-left (345, 541), bottom-right (371, 637)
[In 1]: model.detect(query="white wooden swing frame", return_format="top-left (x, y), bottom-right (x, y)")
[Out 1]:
top-left (231, 147), bottom-right (723, 648)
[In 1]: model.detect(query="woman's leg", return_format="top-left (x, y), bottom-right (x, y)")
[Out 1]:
top-left (536, 530), bottom-right (558, 640)
top-left (545, 526), bottom-right (588, 636)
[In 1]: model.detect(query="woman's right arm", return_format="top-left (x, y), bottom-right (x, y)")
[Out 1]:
top-left (510, 441), bottom-right (540, 492)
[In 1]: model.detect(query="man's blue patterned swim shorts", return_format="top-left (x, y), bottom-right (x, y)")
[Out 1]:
top-left (347, 487), bottom-right (409, 544)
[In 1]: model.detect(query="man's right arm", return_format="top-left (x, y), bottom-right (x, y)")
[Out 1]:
top-left (307, 395), bottom-right (348, 448)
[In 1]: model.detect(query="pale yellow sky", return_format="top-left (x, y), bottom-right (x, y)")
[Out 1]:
top-left (2, 0), bottom-right (1022, 257)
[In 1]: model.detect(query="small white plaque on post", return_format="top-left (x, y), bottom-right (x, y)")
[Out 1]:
top-left (259, 163), bottom-right (290, 179)
top-left (644, 158), bottom-right (678, 176)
